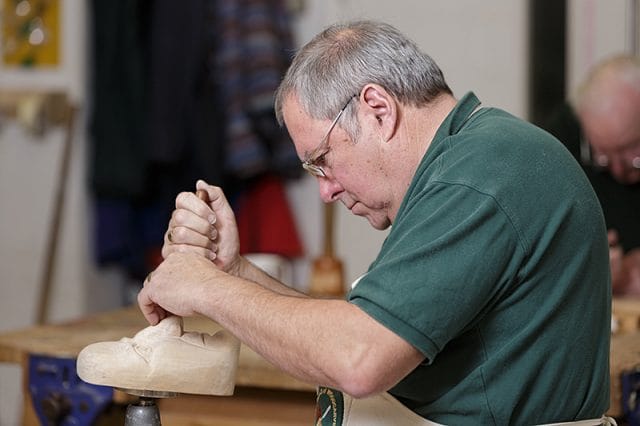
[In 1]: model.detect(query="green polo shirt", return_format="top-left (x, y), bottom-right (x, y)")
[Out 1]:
top-left (349, 92), bottom-right (611, 425)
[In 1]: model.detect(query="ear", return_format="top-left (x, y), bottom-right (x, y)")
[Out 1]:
top-left (360, 84), bottom-right (398, 142)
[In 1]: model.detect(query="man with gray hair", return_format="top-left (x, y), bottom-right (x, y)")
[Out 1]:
top-left (140, 21), bottom-right (613, 425)
top-left (544, 55), bottom-right (640, 297)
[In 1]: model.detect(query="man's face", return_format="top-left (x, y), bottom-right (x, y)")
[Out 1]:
top-left (282, 95), bottom-right (393, 230)
top-left (582, 84), bottom-right (640, 184)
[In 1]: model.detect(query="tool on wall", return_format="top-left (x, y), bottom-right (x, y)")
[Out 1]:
top-left (36, 97), bottom-right (76, 325)
top-left (0, 90), bottom-right (74, 325)
top-left (308, 202), bottom-right (344, 297)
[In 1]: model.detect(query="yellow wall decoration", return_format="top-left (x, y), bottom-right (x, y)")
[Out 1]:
top-left (1, 0), bottom-right (60, 67)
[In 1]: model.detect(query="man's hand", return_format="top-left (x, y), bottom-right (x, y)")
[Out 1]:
top-left (609, 229), bottom-right (640, 297)
top-left (609, 230), bottom-right (625, 293)
top-left (162, 180), bottom-right (241, 275)
top-left (620, 249), bottom-right (640, 296)
top-left (138, 252), bottom-right (223, 325)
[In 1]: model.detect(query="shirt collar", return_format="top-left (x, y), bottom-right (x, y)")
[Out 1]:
top-left (435, 91), bottom-right (482, 139)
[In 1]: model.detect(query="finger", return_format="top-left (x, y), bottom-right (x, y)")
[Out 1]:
top-left (165, 226), bottom-right (215, 250)
top-left (196, 180), bottom-right (232, 218)
top-left (176, 191), bottom-right (216, 225)
top-left (174, 244), bottom-right (218, 260)
top-left (163, 244), bottom-right (217, 262)
top-left (137, 288), bottom-right (166, 325)
top-left (196, 181), bottom-right (238, 242)
top-left (170, 209), bottom-right (216, 241)
top-left (196, 180), bottom-right (235, 220)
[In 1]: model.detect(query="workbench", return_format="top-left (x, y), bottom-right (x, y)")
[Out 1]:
top-left (0, 306), bottom-right (316, 425)
top-left (1, 300), bottom-right (640, 425)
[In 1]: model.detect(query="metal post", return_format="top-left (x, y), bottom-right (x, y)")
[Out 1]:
top-left (124, 397), bottom-right (162, 426)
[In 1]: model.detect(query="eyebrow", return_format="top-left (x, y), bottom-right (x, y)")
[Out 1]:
top-left (304, 139), bottom-right (329, 163)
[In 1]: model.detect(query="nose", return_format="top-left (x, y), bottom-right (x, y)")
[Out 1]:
top-left (317, 176), bottom-right (343, 203)
top-left (609, 157), bottom-right (640, 184)
top-left (608, 158), bottom-right (626, 181)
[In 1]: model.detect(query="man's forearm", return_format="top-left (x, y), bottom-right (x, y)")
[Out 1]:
top-left (238, 256), bottom-right (308, 298)
top-left (191, 271), bottom-right (422, 397)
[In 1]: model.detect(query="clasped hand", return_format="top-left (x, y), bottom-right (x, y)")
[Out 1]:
top-left (609, 230), bottom-right (640, 296)
top-left (138, 180), bottom-right (241, 324)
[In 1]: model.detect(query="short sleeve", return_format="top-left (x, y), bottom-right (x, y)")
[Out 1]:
top-left (349, 182), bottom-right (525, 362)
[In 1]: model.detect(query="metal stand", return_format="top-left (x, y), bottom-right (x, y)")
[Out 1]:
top-left (120, 388), bottom-right (177, 426)
top-left (124, 397), bottom-right (162, 426)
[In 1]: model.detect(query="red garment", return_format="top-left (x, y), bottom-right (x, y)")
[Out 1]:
top-left (236, 175), bottom-right (304, 257)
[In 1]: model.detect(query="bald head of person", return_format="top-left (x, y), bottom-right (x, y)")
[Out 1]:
top-left (573, 55), bottom-right (640, 184)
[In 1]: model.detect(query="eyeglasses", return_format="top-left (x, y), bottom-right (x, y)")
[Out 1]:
top-left (591, 153), bottom-right (640, 170)
top-left (580, 136), bottom-right (640, 171)
top-left (302, 95), bottom-right (357, 177)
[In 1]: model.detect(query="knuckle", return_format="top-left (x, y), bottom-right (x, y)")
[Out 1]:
top-left (208, 249), bottom-right (217, 261)
top-left (173, 227), bottom-right (187, 240)
top-left (174, 209), bottom-right (188, 223)
top-left (175, 192), bottom-right (190, 207)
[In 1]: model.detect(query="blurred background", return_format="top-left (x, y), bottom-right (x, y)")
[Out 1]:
top-left (0, 0), bottom-right (636, 424)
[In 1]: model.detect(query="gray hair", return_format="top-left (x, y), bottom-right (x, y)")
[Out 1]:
top-left (274, 20), bottom-right (452, 139)
top-left (572, 54), bottom-right (640, 114)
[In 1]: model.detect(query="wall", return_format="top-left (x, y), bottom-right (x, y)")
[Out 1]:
top-left (0, 1), bottom-right (91, 424)
top-left (567, 0), bottom-right (638, 93)
top-left (2, 1), bottom-right (626, 424)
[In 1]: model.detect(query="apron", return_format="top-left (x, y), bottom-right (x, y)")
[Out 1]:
top-left (314, 387), bottom-right (617, 426)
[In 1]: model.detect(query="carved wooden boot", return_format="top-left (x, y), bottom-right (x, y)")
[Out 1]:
top-left (76, 315), bottom-right (240, 395)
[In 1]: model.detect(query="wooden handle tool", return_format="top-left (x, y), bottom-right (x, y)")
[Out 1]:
top-left (196, 189), bottom-right (209, 203)
top-left (308, 202), bottom-right (345, 297)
